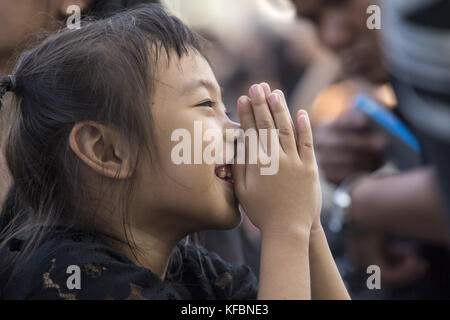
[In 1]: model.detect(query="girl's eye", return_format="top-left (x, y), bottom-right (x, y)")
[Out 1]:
top-left (196, 100), bottom-right (215, 108)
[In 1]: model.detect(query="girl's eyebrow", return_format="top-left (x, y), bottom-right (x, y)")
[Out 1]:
top-left (183, 79), bottom-right (223, 98)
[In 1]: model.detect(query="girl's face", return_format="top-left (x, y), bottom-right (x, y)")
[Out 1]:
top-left (131, 51), bottom-right (242, 235)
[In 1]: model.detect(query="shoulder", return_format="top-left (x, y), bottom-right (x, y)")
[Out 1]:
top-left (2, 231), bottom-right (258, 300)
top-left (4, 230), bottom-right (181, 300)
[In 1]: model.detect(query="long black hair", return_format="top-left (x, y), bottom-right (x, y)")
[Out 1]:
top-left (0, 4), bottom-right (205, 280)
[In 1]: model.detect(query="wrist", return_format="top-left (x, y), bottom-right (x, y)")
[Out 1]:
top-left (310, 220), bottom-right (324, 235)
top-left (328, 173), bottom-right (367, 233)
top-left (348, 175), bottom-right (373, 227)
top-left (349, 166), bottom-right (399, 227)
top-left (261, 224), bottom-right (311, 244)
top-left (308, 224), bottom-right (326, 256)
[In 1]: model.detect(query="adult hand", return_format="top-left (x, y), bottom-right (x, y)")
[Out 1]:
top-left (348, 232), bottom-right (428, 288)
top-left (314, 109), bottom-right (388, 184)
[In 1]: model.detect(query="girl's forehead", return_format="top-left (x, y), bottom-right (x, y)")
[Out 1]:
top-left (155, 51), bottom-right (218, 93)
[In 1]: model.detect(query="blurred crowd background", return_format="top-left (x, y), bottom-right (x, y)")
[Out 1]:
top-left (1, 0), bottom-right (449, 299)
top-left (161, 0), bottom-right (341, 121)
top-left (161, 0), bottom-right (450, 300)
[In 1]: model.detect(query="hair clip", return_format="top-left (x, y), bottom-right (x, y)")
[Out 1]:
top-left (0, 74), bottom-right (16, 109)
top-left (8, 74), bottom-right (16, 92)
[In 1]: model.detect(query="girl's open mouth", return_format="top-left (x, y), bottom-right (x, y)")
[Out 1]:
top-left (215, 164), bottom-right (234, 184)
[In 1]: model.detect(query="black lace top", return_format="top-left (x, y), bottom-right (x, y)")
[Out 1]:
top-left (0, 229), bottom-right (258, 300)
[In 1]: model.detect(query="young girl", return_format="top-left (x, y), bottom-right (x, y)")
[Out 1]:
top-left (0, 5), bottom-right (349, 300)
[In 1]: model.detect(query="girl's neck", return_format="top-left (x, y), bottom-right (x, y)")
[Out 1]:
top-left (103, 226), bottom-right (185, 280)
top-left (93, 196), bottom-right (192, 280)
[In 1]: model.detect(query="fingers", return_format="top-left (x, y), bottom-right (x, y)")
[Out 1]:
top-left (334, 109), bottom-right (372, 131)
top-left (236, 96), bottom-right (255, 187)
top-left (249, 84), bottom-right (276, 132)
top-left (249, 84), bottom-right (278, 157)
top-left (260, 82), bottom-right (272, 99)
top-left (267, 92), bottom-right (297, 154)
top-left (237, 96), bottom-right (256, 132)
top-left (315, 124), bottom-right (388, 154)
top-left (253, 83), bottom-right (296, 154)
top-left (296, 110), bottom-right (316, 164)
top-left (239, 84), bottom-right (299, 158)
top-left (273, 89), bottom-right (298, 146)
top-left (380, 246), bottom-right (428, 286)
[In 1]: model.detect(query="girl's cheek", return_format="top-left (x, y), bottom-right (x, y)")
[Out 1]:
top-left (173, 164), bottom-right (213, 190)
top-left (156, 113), bottom-right (221, 178)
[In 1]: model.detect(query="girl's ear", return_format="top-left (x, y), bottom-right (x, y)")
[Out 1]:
top-left (58, 0), bottom-right (94, 18)
top-left (69, 121), bottom-right (133, 179)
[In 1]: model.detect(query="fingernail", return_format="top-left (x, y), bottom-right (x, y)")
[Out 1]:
top-left (297, 109), bottom-right (306, 119)
top-left (250, 85), bottom-right (262, 98)
top-left (298, 114), bottom-right (309, 130)
top-left (238, 96), bottom-right (248, 107)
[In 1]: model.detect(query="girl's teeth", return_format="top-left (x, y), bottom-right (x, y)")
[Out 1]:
top-left (218, 169), bottom-right (227, 179)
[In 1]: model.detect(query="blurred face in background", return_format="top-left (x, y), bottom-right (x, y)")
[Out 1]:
top-left (293, 0), bottom-right (388, 84)
top-left (0, 0), bottom-right (91, 71)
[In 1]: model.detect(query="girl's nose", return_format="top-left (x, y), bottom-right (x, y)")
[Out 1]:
top-left (223, 119), bottom-right (241, 142)
top-left (226, 119), bottom-right (240, 130)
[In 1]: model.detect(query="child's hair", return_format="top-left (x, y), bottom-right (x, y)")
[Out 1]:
top-left (0, 4), bottom-right (205, 276)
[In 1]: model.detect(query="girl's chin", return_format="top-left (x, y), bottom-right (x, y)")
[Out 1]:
top-left (215, 206), bottom-right (242, 230)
